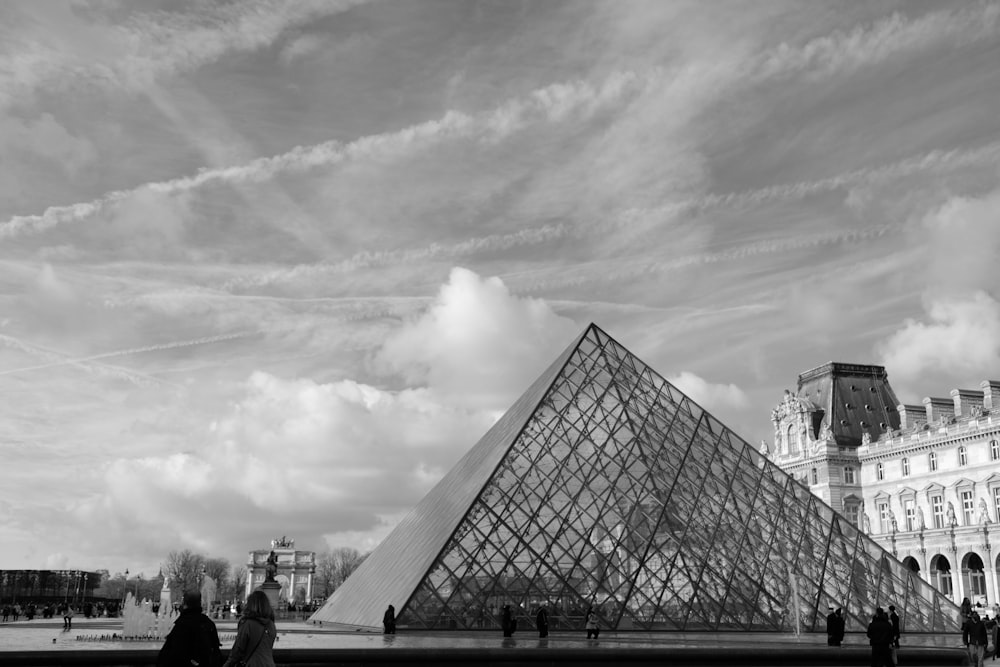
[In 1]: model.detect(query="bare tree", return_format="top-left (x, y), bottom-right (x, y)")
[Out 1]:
top-left (163, 550), bottom-right (205, 596)
top-left (228, 565), bottom-right (248, 602)
top-left (315, 547), bottom-right (367, 597)
top-left (203, 557), bottom-right (230, 595)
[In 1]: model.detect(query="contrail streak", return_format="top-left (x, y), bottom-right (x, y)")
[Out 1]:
top-left (0, 331), bottom-right (259, 380)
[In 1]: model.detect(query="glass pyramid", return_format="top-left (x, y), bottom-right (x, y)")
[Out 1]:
top-left (310, 324), bottom-right (961, 633)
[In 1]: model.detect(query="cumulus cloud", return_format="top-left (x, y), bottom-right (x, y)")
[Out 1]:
top-left (375, 267), bottom-right (580, 408)
top-left (879, 292), bottom-right (1000, 388)
top-left (877, 188), bottom-right (1000, 389)
top-left (57, 268), bottom-right (580, 569)
top-left (666, 371), bottom-right (750, 412)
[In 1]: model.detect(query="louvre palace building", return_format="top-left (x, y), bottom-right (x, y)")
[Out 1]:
top-left (766, 362), bottom-right (1000, 609)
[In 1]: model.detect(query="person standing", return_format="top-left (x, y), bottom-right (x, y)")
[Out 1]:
top-left (156, 591), bottom-right (222, 667)
top-left (382, 604), bottom-right (396, 634)
top-left (826, 607), bottom-right (839, 646)
top-left (501, 604), bottom-right (516, 638)
top-left (536, 605), bottom-right (549, 638)
top-left (585, 607), bottom-right (600, 640)
top-left (223, 590), bottom-right (276, 667)
top-left (888, 605), bottom-right (900, 648)
top-left (62, 604), bottom-right (74, 631)
top-left (867, 607), bottom-right (894, 667)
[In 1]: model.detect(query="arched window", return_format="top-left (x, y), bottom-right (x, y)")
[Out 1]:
top-left (930, 554), bottom-right (953, 596)
top-left (959, 446), bottom-right (968, 466)
top-left (901, 458), bottom-right (910, 476)
top-left (964, 553), bottom-right (987, 598)
top-left (876, 462), bottom-right (884, 481)
top-left (928, 451), bottom-right (937, 471)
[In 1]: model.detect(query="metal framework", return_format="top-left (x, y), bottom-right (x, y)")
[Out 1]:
top-left (311, 324), bottom-right (961, 633)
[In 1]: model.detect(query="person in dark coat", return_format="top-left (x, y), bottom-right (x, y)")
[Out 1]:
top-left (383, 604), bottom-right (396, 634)
top-left (826, 607), bottom-right (839, 646)
top-left (223, 590), bottom-right (276, 667)
top-left (968, 612), bottom-right (989, 667)
top-left (834, 608), bottom-right (846, 646)
top-left (156, 591), bottom-right (222, 667)
top-left (536, 605), bottom-right (549, 638)
top-left (501, 604), bottom-right (516, 637)
top-left (867, 607), bottom-right (894, 667)
top-left (888, 604), bottom-right (900, 648)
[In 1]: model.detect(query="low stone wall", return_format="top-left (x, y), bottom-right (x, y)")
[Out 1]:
top-left (0, 645), bottom-right (969, 666)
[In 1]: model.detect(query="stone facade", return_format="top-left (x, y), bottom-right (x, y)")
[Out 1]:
top-left (767, 365), bottom-right (1000, 609)
top-left (245, 536), bottom-right (316, 605)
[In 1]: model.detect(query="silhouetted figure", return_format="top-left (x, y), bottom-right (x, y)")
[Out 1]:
top-left (888, 604), bottom-right (900, 648)
top-left (585, 606), bottom-right (600, 640)
top-left (156, 591), bottom-right (222, 667)
top-left (867, 607), bottom-right (894, 667)
top-left (536, 605), bottom-right (549, 638)
top-left (501, 604), bottom-right (516, 637)
top-left (826, 607), bottom-right (840, 646)
top-left (383, 604), bottom-right (396, 634)
top-left (834, 608), bottom-right (845, 646)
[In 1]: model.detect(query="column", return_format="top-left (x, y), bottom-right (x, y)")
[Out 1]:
top-left (983, 554), bottom-right (996, 605)
top-left (952, 547), bottom-right (965, 605)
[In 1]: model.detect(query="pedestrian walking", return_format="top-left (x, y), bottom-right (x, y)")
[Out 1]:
top-left (62, 604), bottom-right (74, 630)
top-left (967, 611), bottom-right (989, 667)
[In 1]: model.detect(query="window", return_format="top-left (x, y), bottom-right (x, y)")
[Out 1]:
top-left (962, 490), bottom-right (975, 525)
top-left (994, 487), bottom-right (1000, 524)
top-left (904, 499), bottom-right (916, 532)
top-left (844, 467), bottom-right (856, 484)
top-left (901, 458), bottom-right (910, 477)
top-left (811, 468), bottom-right (818, 485)
top-left (959, 446), bottom-right (968, 466)
top-left (878, 501), bottom-right (891, 533)
top-left (929, 452), bottom-right (937, 471)
top-left (845, 504), bottom-right (860, 527)
top-left (991, 439), bottom-right (1000, 461)
top-left (932, 494), bottom-right (944, 529)
top-left (877, 462), bottom-right (884, 481)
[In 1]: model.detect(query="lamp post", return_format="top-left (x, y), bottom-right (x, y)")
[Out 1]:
top-left (135, 573), bottom-right (141, 601)
top-left (123, 569), bottom-right (129, 607)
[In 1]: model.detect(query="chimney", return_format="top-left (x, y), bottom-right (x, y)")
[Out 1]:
top-left (923, 397), bottom-right (953, 423)
top-left (951, 389), bottom-right (984, 418)
top-left (897, 404), bottom-right (926, 431)
top-left (982, 380), bottom-right (1000, 411)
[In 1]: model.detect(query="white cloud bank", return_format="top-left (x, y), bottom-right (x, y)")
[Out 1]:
top-left (667, 371), bottom-right (750, 412)
top-left (878, 188), bottom-right (1000, 390)
top-left (58, 268), bottom-right (579, 569)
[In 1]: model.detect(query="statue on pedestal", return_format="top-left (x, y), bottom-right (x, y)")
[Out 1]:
top-left (265, 551), bottom-right (279, 583)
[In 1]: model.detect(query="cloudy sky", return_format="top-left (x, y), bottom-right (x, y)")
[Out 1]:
top-left (2, 0), bottom-right (1000, 577)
